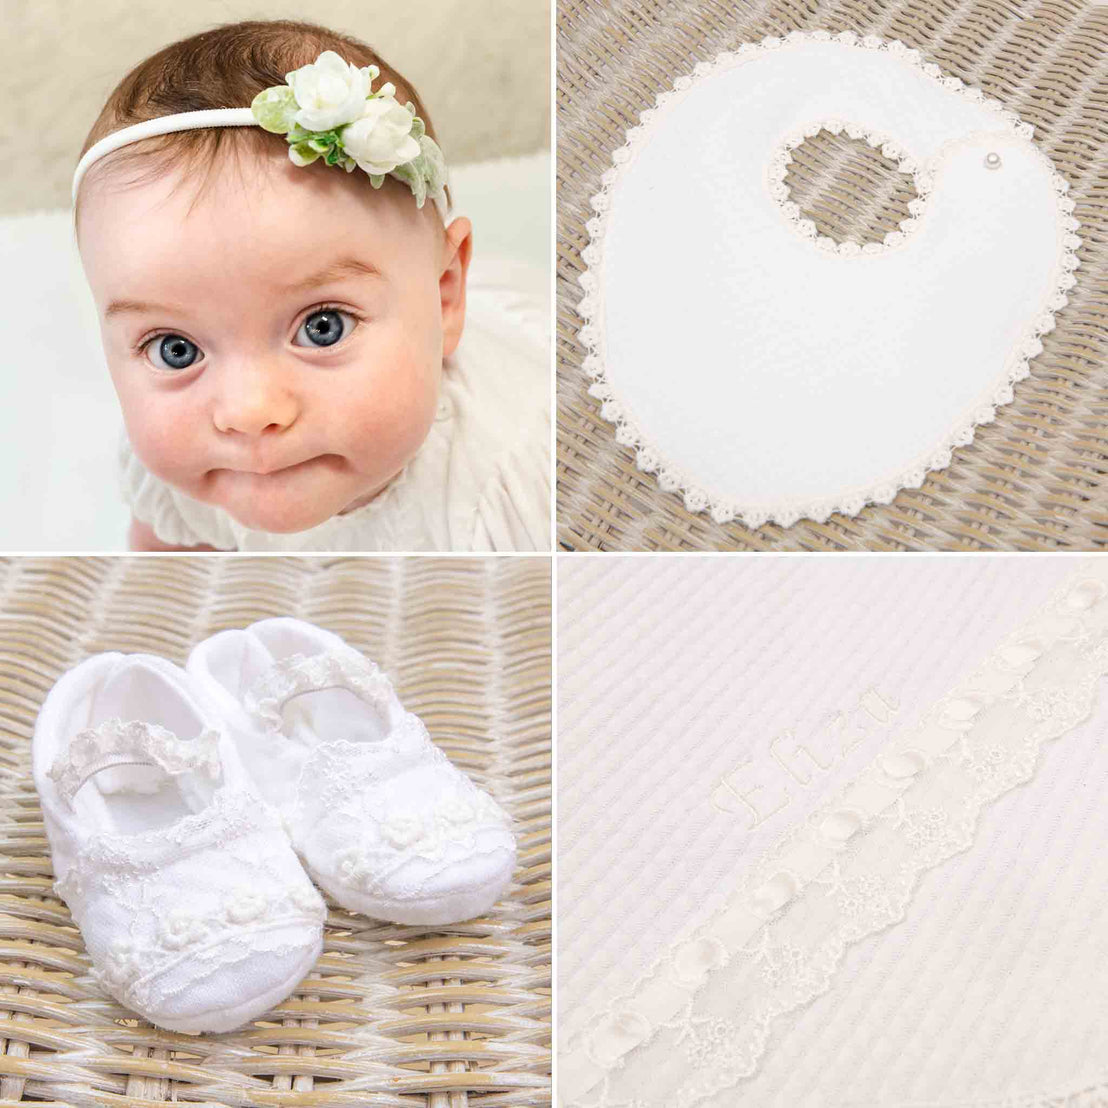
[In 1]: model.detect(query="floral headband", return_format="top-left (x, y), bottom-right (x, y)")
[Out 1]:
top-left (72, 50), bottom-right (450, 219)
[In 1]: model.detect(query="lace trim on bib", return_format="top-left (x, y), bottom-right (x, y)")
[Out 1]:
top-left (244, 650), bottom-right (396, 731)
top-left (49, 718), bottom-right (221, 805)
top-left (561, 568), bottom-right (1108, 1107)
top-left (768, 121), bottom-right (935, 256)
top-left (574, 30), bottom-right (1082, 529)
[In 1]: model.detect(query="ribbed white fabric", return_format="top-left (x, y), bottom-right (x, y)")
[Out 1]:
top-left (558, 556), bottom-right (1102, 1103)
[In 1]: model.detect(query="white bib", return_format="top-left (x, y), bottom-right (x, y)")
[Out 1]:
top-left (577, 32), bottom-right (1080, 528)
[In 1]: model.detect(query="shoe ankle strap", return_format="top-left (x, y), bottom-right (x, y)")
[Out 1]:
top-left (244, 649), bottom-right (396, 731)
top-left (50, 718), bottom-right (222, 806)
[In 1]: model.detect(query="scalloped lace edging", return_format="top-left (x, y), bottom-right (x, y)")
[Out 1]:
top-left (562, 568), bottom-right (1108, 1107)
top-left (573, 30), bottom-right (1082, 529)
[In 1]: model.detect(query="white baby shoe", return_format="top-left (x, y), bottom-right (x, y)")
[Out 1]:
top-left (187, 618), bottom-right (517, 925)
top-left (32, 652), bottom-right (326, 1034)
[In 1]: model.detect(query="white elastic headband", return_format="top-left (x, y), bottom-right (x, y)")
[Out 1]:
top-left (71, 106), bottom-right (450, 221)
top-left (72, 108), bottom-right (253, 204)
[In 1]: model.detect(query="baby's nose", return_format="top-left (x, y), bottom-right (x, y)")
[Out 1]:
top-left (212, 366), bottom-right (300, 436)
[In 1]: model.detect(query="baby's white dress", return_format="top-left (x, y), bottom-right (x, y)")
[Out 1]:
top-left (119, 262), bottom-right (549, 552)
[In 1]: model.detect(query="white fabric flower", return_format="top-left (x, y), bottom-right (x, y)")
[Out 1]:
top-left (440, 796), bottom-right (475, 824)
top-left (225, 890), bottom-right (268, 925)
top-left (336, 846), bottom-right (367, 884)
top-left (341, 97), bottom-right (422, 176)
top-left (383, 813), bottom-right (424, 848)
top-left (286, 50), bottom-right (374, 132)
top-left (160, 910), bottom-right (208, 951)
top-left (103, 938), bottom-right (142, 986)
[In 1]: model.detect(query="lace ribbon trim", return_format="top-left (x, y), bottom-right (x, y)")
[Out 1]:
top-left (574, 30), bottom-right (1082, 528)
top-left (96, 891), bottom-right (324, 1016)
top-left (49, 718), bottom-right (221, 805)
top-left (768, 121), bottom-right (932, 256)
top-left (244, 649), bottom-right (397, 731)
top-left (562, 568), bottom-right (1108, 1106)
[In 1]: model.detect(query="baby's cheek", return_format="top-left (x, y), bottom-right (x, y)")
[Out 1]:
top-left (335, 340), bottom-right (442, 473)
top-left (119, 384), bottom-right (208, 489)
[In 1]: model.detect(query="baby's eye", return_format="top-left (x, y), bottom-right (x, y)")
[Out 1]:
top-left (294, 307), bottom-right (357, 348)
top-left (146, 334), bottom-right (201, 371)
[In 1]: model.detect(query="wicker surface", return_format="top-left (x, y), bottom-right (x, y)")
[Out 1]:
top-left (557, 0), bottom-right (1108, 551)
top-left (0, 556), bottom-right (551, 1106)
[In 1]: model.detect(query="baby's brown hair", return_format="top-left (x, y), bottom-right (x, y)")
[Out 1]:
top-left (74, 19), bottom-right (444, 233)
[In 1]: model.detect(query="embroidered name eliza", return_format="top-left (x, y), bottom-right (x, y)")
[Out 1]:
top-left (711, 688), bottom-right (900, 830)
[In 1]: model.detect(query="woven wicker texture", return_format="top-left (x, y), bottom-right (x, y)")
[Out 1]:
top-left (0, 555), bottom-right (551, 1106)
top-left (557, 0), bottom-right (1108, 551)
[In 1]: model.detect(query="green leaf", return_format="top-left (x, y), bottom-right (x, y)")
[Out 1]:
top-left (390, 159), bottom-right (427, 208)
top-left (251, 86), bottom-right (298, 134)
top-left (288, 141), bottom-right (322, 167)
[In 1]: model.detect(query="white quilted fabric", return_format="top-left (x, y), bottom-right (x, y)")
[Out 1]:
top-left (558, 555), bottom-right (1108, 1105)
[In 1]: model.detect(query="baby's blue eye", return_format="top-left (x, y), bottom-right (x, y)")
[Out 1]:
top-left (148, 334), bottom-right (200, 370)
top-left (295, 308), bottom-right (354, 348)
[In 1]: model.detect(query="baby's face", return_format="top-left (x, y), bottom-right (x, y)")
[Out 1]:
top-left (78, 148), bottom-right (470, 534)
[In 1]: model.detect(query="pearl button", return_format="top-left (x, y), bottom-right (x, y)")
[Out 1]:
top-left (984, 152), bottom-right (1002, 169)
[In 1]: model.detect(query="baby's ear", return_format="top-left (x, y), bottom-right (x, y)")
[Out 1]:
top-left (440, 216), bottom-right (473, 360)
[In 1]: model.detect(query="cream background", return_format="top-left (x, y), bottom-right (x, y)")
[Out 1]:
top-left (0, 0), bottom-right (550, 216)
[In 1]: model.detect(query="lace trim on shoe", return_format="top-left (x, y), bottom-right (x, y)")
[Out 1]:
top-left (53, 786), bottom-right (279, 893)
top-left (574, 30), bottom-right (1082, 529)
top-left (94, 890), bottom-right (323, 1016)
top-left (561, 568), bottom-right (1108, 1107)
top-left (244, 649), bottom-right (397, 731)
top-left (49, 784), bottom-right (324, 1020)
top-left (329, 761), bottom-right (516, 882)
top-left (49, 718), bottom-right (221, 806)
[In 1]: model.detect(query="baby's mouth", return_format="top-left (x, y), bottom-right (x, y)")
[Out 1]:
top-left (223, 454), bottom-right (341, 476)
top-left (207, 454), bottom-right (346, 481)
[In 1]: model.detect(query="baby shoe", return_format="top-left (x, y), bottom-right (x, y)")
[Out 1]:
top-left (186, 617), bottom-right (517, 925)
top-left (32, 652), bottom-right (326, 1034)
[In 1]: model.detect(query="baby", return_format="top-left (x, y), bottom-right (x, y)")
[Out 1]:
top-left (73, 19), bottom-right (550, 551)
